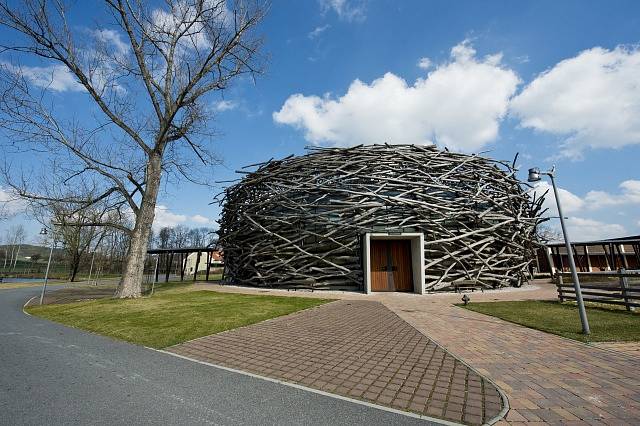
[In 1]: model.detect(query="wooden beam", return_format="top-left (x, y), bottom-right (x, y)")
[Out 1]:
top-left (205, 251), bottom-right (211, 281)
top-left (602, 244), bottom-right (611, 271)
top-left (584, 245), bottom-right (592, 272)
top-left (165, 252), bottom-right (173, 282)
top-left (193, 252), bottom-right (201, 281)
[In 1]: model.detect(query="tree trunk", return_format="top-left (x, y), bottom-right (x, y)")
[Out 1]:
top-left (12, 245), bottom-right (20, 270)
top-left (8, 245), bottom-right (15, 269)
top-left (69, 255), bottom-right (80, 282)
top-left (115, 154), bottom-right (162, 298)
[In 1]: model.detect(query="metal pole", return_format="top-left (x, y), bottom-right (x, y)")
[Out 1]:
top-left (39, 240), bottom-right (55, 305)
top-left (88, 251), bottom-right (95, 286)
top-left (151, 255), bottom-right (159, 295)
top-left (550, 173), bottom-right (590, 335)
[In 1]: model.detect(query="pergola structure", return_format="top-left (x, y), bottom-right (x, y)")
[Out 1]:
top-left (537, 235), bottom-right (640, 275)
top-left (146, 247), bottom-right (221, 283)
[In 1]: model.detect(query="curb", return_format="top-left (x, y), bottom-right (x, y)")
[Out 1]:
top-left (156, 348), bottom-right (461, 425)
top-left (384, 302), bottom-right (510, 425)
top-left (22, 296), bottom-right (38, 316)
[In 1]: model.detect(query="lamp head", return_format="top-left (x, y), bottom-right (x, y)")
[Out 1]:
top-left (39, 228), bottom-right (48, 235)
top-left (527, 167), bottom-right (541, 183)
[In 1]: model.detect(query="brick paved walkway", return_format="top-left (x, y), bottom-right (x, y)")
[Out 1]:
top-left (168, 300), bottom-right (505, 424)
top-left (384, 296), bottom-right (640, 425)
top-left (192, 282), bottom-right (640, 424)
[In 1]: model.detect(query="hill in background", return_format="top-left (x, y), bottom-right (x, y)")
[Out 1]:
top-left (0, 244), bottom-right (65, 260)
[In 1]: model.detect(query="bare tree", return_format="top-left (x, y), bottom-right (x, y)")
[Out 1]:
top-left (0, 0), bottom-right (266, 297)
top-left (536, 224), bottom-right (563, 244)
top-left (171, 225), bottom-right (191, 248)
top-left (10, 226), bottom-right (23, 270)
top-left (3, 223), bottom-right (25, 270)
top-left (1, 229), bottom-right (7, 269)
top-left (34, 201), bottom-right (108, 281)
top-left (187, 226), bottom-right (215, 246)
top-left (157, 226), bottom-right (173, 249)
top-left (0, 197), bottom-right (8, 222)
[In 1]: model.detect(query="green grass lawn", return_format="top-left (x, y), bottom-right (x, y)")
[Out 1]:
top-left (26, 288), bottom-right (332, 348)
top-left (460, 300), bottom-right (640, 343)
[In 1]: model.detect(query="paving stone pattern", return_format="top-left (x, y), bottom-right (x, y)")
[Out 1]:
top-left (168, 300), bottom-right (504, 424)
top-left (384, 295), bottom-right (640, 425)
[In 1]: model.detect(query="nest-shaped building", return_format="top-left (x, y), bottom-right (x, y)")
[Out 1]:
top-left (218, 145), bottom-right (545, 293)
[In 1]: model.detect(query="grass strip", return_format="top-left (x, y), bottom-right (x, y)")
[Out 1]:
top-left (460, 300), bottom-right (640, 342)
top-left (27, 289), bottom-right (331, 348)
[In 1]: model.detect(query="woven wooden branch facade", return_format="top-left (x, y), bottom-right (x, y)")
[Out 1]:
top-left (217, 144), bottom-right (546, 291)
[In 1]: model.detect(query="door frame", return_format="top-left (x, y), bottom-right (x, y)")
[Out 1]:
top-left (363, 232), bottom-right (425, 295)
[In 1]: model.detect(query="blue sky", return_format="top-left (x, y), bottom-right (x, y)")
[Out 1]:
top-left (1, 0), bottom-right (640, 243)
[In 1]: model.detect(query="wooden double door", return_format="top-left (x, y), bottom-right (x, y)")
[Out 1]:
top-left (370, 240), bottom-right (413, 292)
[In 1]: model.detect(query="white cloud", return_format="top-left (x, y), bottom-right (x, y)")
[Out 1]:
top-left (154, 205), bottom-right (187, 229)
top-left (213, 99), bottom-right (237, 112)
top-left (153, 205), bottom-right (211, 229)
top-left (565, 217), bottom-right (626, 241)
top-left (308, 24), bottom-right (331, 39)
top-left (273, 40), bottom-right (520, 151)
top-left (1, 62), bottom-right (83, 92)
top-left (1, 30), bottom-right (131, 95)
top-left (511, 45), bottom-right (640, 158)
top-left (191, 214), bottom-right (212, 224)
top-left (531, 179), bottom-right (640, 217)
top-left (584, 180), bottom-right (640, 207)
top-left (417, 57), bottom-right (432, 70)
top-left (529, 181), bottom-right (585, 215)
top-left (0, 187), bottom-right (26, 217)
top-left (150, 0), bottom-right (230, 51)
top-left (320, 0), bottom-right (366, 22)
top-left (94, 29), bottom-right (130, 56)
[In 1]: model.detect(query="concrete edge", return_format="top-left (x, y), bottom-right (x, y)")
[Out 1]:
top-left (456, 302), bottom-right (640, 362)
top-left (585, 342), bottom-right (640, 362)
top-left (22, 296), bottom-right (38, 315)
top-left (383, 302), bottom-right (510, 426)
top-left (155, 348), bottom-right (461, 426)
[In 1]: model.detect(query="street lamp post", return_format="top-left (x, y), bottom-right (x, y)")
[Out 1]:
top-left (528, 166), bottom-right (590, 335)
top-left (87, 251), bottom-right (95, 286)
top-left (151, 254), bottom-right (159, 295)
top-left (39, 228), bottom-right (55, 306)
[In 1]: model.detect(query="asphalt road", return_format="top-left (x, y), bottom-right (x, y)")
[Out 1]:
top-left (0, 287), bottom-right (436, 425)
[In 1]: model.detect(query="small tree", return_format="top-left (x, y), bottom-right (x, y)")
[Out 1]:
top-left (157, 227), bottom-right (173, 249)
top-left (4, 223), bottom-right (25, 271)
top-left (0, 0), bottom-right (266, 297)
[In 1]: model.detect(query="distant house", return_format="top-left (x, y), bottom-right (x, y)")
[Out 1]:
top-left (183, 250), bottom-right (223, 275)
top-left (536, 235), bottom-right (640, 274)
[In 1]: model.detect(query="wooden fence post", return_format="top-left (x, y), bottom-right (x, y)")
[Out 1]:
top-left (165, 252), bottom-right (173, 283)
top-left (558, 274), bottom-right (564, 302)
top-left (619, 268), bottom-right (634, 312)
